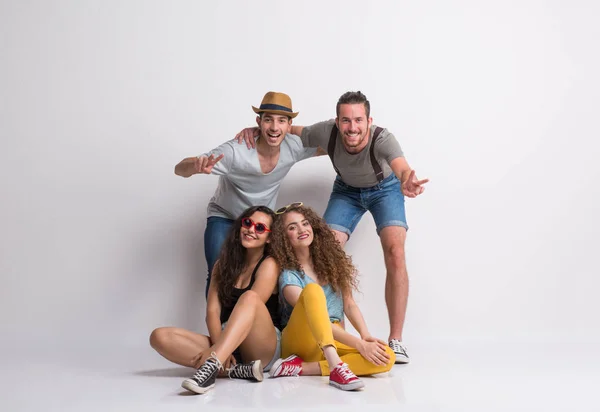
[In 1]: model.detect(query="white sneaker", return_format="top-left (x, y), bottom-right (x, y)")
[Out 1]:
top-left (389, 339), bottom-right (409, 364)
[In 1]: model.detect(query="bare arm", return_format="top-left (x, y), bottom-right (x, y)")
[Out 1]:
top-left (389, 156), bottom-right (413, 184)
top-left (290, 125), bottom-right (304, 136)
top-left (315, 147), bottom-right (328, 156)
top-left (234, 124), bottom-right (318, 153)
top-left (205, 261), bottom-right (223, 345)
top-left (174, 157), bottom-right (198, 178)
top-left (342, 292), bottom-right (370, 339)
top-left (282, 284), bottom-right (302, 307)
top-left (250, 257), bottom-right (280, 302)
top-left (174, 154), bottom-right (224, 178)
top-left (390, 157), bottom-right (429, 198)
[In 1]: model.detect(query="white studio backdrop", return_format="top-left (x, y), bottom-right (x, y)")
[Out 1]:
top-left (1, 0), bottom-right (599, 352)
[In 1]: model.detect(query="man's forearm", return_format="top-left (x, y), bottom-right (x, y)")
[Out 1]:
top-left (400, 168), bottom-right (413, 183)
top-left (174, 157), bottom-right (196, 178)
top-left (390, 157), bottom-right (413, 183)
top-left (290, 125), bottom-right (304, 136)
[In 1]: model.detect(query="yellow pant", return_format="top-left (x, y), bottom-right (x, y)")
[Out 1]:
top-left (281, 283), bottom-right (395, 376)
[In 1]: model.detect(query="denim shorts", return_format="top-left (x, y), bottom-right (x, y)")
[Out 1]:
top-left (221, 322), bottom-right (282, 372)
top-left (323, 173), bottom-right (408, 238)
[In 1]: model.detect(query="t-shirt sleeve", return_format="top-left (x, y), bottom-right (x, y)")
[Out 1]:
top-left (300, 120), bottom-right (336, 149)
top-left (279, 270), bottom-right (305, 294)
top-left (375, 129), bottom-right (404, 164)
top-left (199, 140), bottom-right (236, 176)
top-left (287, 134), bottom-right (318, 161)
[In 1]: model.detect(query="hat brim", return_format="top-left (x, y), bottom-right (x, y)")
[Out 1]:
top-left (252, 106), bottom-right (298, 119)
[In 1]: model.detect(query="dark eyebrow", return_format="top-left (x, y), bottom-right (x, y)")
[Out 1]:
top-left (287, 219), bottom-right (308, 227)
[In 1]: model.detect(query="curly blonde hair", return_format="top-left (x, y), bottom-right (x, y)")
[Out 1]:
top-left (270, 205), bottom-right (358, 295)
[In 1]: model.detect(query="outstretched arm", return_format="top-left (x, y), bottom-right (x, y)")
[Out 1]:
top-left (390, 157), bottom-right (429, 198)
top-left (174, 154), bottom-right (224, 178)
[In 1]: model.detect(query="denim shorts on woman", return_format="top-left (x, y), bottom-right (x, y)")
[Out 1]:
top-left (323, 173), bottom-right (408, 238)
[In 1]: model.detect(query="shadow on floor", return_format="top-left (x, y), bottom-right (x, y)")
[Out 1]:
top-left (133, 367), bottom-right (191, 378)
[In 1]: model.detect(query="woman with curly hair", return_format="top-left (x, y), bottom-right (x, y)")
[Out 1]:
top-left (149, 206), bottom-right (282, 395)
top-left (268, 203), bottom-right (395, 391)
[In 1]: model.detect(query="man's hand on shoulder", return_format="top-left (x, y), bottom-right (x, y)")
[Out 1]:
top-left (235, 127), bottom-right (259, 149)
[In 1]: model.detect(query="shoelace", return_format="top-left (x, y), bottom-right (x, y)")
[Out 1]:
top-left (278, 363), bottom-right (301, 376)
top-left (192, 352), bottom-right (223, 382)
top-left (336, 363), bottom-right (357, 381)
top-left (389, 339), bottom-right (407, 355)
top-left (228, 363), bottom-right (254, 379)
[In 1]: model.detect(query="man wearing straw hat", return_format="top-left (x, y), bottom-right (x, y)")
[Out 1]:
top-left (174, 92), bottom-right (318, 296)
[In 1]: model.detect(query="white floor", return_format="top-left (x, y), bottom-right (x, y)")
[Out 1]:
top-left (1, 343), bottom-right (599, 412)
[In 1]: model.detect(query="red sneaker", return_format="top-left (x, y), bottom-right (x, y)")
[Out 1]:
top-left (329, 362), bottom-right (364, 391)
top-left (269, 355), bottom-right (303, 378)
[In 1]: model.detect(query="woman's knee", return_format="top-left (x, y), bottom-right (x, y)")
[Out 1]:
top-left (149, 327), bottom-right (171, 350)
top-left (238, 289), bottom-right (262, 306)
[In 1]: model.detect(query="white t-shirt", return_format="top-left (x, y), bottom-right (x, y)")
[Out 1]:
top-left (202, 135), bottom-right (317, 219)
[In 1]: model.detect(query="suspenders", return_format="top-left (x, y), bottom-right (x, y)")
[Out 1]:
top-left (327, 125), bottom-right (385, 183)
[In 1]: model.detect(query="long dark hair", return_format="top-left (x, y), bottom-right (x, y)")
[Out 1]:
top-left (214, 205), bottom-right (276, 306)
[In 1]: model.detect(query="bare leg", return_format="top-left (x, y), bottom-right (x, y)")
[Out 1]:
top-left (379, 226), bottom-right (409, 341)
top-left (322, 345), bottom-right (342, 371)
top-left (149, 327), bottom-right (211, 367)
top-left (331, 229), bottom-right (349, 247)
top-left (150, 292), bottom-right (277, 369)
top-left (299, 362), bottom-right (322, 376)
top-left (211, 290), bottom-right (278, 366)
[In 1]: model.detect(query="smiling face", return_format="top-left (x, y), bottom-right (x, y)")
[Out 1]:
top-left (335, 103), bottom-right (373, 154)
top-left (256, 113), bottom-right (292, 147)
top-left (282, 211), bottom-right (314, 250)
top-left (239, 211), bottom-right (273, 249)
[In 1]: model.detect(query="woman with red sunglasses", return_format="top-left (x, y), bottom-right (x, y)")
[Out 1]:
top-left (149, 206), bottom-right (282, 395)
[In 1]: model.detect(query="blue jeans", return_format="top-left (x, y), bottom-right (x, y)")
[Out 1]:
top-left (204, 216), bottom-right (234, 297)
top-left (323, 173), bottom-right (408, 238)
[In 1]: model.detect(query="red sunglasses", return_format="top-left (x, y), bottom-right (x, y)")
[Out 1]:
top-left (241, 217), bottom-right (271, 234)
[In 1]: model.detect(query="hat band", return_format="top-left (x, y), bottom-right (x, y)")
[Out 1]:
top-left (258, 103), bottom-right (293, 113)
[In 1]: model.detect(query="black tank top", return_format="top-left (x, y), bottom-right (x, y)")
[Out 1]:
top-left (219, 255), bottom-right (281, 330)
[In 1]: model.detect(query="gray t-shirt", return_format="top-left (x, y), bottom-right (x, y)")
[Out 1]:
top-left (202, 135), bottom-right (317, 219)
top-left (300, 119), bottom-right (404, 188)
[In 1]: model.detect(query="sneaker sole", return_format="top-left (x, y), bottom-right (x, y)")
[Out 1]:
top-left (329, 380), bottom-right (365, 391)
top-left (253, 359), bottom-right (264, 382)
top-left (181, 379), bottom-right (214, 394)
top-left (268, 355), bottom-right (298, 378)
top-left (394, 355), bottom-right (410, 364)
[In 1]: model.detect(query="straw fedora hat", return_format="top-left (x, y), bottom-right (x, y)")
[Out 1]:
top-left (252, 91), bottom-right (298, 118)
